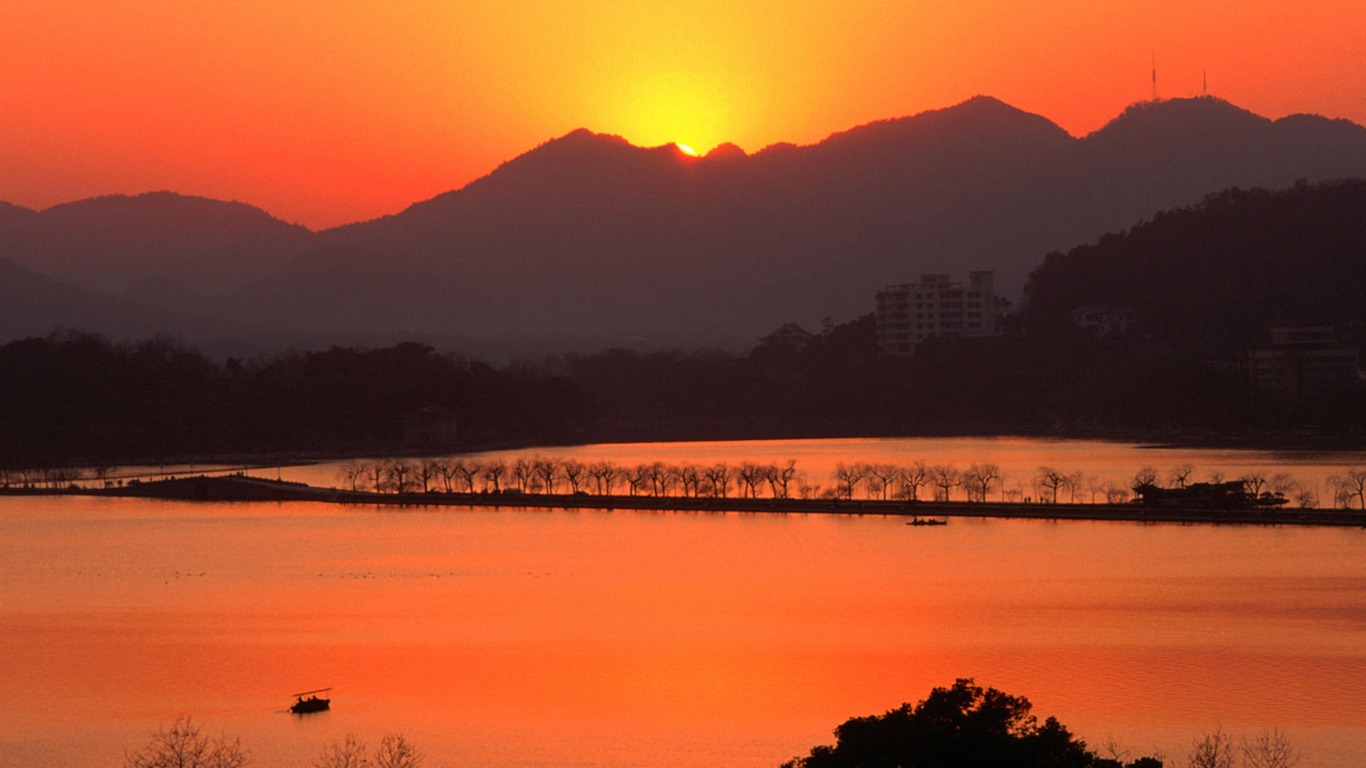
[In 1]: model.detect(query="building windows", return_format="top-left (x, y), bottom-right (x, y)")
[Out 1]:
top-left (875, 271), bottom-right (999, 356)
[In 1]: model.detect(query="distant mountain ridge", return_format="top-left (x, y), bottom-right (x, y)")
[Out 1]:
top-left (4, 96), bottom-right (1366, 353)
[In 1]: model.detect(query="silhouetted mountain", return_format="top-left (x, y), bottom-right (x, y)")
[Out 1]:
top-left (295, 96), bottom-right (1366, 350)
top-left (0, 192), bottom-right (313, 295)
top-left (4, 97), bottom-right (1365, 353)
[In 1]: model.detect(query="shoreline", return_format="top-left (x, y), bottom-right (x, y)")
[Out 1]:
top-left (11, 474), bottom-right (1364, 528)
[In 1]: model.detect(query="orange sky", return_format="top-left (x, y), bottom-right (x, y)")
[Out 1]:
top-left (3, 1), bottom-right (1363, 229)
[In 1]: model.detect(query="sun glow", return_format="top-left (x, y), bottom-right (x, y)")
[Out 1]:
top-left (675, 142), bottom-right (698, 157)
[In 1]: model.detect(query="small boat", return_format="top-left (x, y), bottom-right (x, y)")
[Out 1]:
top-left (906, 517), bottom-right (948, 526)
top-left (290, 688), bottom-right (332, 714)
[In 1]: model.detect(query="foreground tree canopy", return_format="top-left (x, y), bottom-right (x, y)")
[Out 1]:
top-left (782, 679), bottom-right (1162, 768)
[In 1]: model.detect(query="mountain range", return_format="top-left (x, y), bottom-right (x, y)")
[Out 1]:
top-left (4, 95), bottom-right (1365, 356)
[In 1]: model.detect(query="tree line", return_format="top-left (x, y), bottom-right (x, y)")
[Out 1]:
top-left (325, 456), bottom-right (1366, 510)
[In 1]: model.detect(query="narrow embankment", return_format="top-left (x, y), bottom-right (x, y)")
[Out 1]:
top-left (16, 474), bottom-right (1360, 527)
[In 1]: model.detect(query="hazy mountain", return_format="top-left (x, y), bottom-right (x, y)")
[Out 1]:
top-left (0, 256), bottom-right (227, 341)
top-left (5, 96), bottom-right (1365, 353)
top-left (0, 192), bottom-right (314, 295)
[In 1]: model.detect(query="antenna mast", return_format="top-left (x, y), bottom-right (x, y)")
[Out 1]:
top-left (1151, 51), bottom-right (1157, 100)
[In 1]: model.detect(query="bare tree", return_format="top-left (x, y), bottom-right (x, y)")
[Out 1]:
top-left (1066, 470), bottom-right (1085, 503)
top-left (481, 460), bottom-right (506, 493)
top-left (588, 461), bottom-right (618, 495)
top-left (386, 460), bottom-right (415, 494)
top-left (561, 460), bottom-right (585, 493)
top-left (374, 733), bottom-right (422, 768)
top-left (625, 465), bottom-right (650, 496)
top-left (929, 464), bottom-right (961, 502)
top-left (432, 459), bottom-right (457, 493)
top-left (1240, 729), bottom-right (1299, 768)
top-left (858, 463), bottom-right (891, 500)
top-left (1294, 487), bottom-right (1319, 509)
top-left (764, 459), bottom-right (799, 499)
top-left (339, 462), bottom-right (366, 492)
top-left (1187, 727), bottom-right (1236, 768)
top-left (833, 462), bottom-right (866, 500)
top-left (415, 459), bottom-right (438, 493)
top-left (315, 733), bottom-right (371, 768)
top-left (1102, 481), bottom-right (1130, 504)
top-left (125, 715), bottom-right (248, 768)
top-left (533, 457), bottom-right (558, 494)
top-left (1133, 466), bottom-right (1158, 491)
top-left (452, 459), bottom-right (480, 493)
top-left (1269, 472), bottom-right (1299, 497)
top-left (668, 464), bottom-right (696, 497)
top-left (897, 462), bottom-right (929, 501)
top-left (963, 463), bottom-right (1002, 503)
top-left (645, 462), bottom-right (673, 496)
top-left (1241, 472), bottom-right (1267, 499)
top-left (511, 458), bottom-right (535, 493)
top-left (1169, 464), bottom-right (1196, 489)
top-left (704, 463), bottom-right (731, 498)
top-left (1036, 467), bottom-right (1067, 504)
top-left (1339, 468), bottom-right (1366, 510)
top-left (366, 461), bottom-right (386, 493)
top-left (737, 462), bottom-right (767, 498)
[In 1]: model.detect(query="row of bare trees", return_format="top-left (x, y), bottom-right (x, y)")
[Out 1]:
top-left (332, 456), bottom-right (1366, 509)
top-left (336, 457), bottom-right (809, 500)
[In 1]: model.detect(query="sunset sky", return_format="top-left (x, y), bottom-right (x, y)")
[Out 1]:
top-left (3, 1), bottom-right (1363, 229)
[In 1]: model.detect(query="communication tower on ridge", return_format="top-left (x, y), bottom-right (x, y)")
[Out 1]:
top-left (1151, 51), bottom-right (1158, 100)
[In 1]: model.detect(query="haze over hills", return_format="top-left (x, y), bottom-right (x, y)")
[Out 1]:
top-left (3, 96), bottom-right (1365, 355)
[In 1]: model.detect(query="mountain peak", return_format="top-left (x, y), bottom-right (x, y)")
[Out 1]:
top-left (1087, 96), bottom-right (1269, 141)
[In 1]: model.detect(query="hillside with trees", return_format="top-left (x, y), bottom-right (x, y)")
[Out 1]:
top-left (1021, 179), bottom-right (1366, 355)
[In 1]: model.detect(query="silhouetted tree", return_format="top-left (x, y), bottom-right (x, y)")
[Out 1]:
top-left (781, 678), bottom-right (1143, 768)
top-left (512, 458), bottom-right (535, 493)
top-left (124, 716), bottom-right (247, 768)
top-left (481, 460), bottom-right (506, 493)
top-left (1187, 728), bottom-right (1235, 768)
top-left (1241, 729), bottom-right (1299, 768)
top-left (964, 463), bottom-right (1002, 502)
top-left (898, 462), bottom-right (929, 501)
top-left (930, 464), bottom-right (961, 501)
top-left (833, 462), bottom-right (866, 500)
top-left (765, 459), bottom-right (800, 499)
top-left (1037, 467), bottom-right (1068, 504)
top-left (867, 463), bottom-right (899, 500)
top-left (737, 462), bottom-right (766, 498)
top-left (315, 733), bottom-right (368, 768)
top-left (588, 461), bottom-right (618, 495)
top-left (561, 459), bottom-right (586, 493)
top-left (704, 463), bottom-right (731, 498)
top-left (1170, 464), bottom-right (1196, 489)
top-left (452, 459), bottom-right (480, 493)
top-left (373, 733), bottom-right (422, 768)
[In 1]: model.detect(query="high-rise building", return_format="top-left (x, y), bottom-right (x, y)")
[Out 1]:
top-left (875, 271), bottom-right (999, 356)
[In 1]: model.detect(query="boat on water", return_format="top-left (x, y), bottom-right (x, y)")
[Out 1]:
top-left (906, 517), bottom-right (948, 526)
top-left (290, 688), bottom-right (332, 714)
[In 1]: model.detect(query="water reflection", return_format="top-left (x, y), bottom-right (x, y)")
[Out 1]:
top-left (1, 439), bottom-right (1364, 768)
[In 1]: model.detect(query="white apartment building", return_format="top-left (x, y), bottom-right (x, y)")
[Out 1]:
top-left (875, 271), bottom-right (999, 356)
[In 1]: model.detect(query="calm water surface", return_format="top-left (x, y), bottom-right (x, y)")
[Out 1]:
top-left (2, 438), bottom-right (1364, 768)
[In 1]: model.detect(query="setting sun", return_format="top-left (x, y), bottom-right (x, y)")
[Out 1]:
top-left (675, 142), bottom-right (698, 157)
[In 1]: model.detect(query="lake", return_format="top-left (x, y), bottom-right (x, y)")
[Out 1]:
top-left (2, 438), bottom-right (1363, 767)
